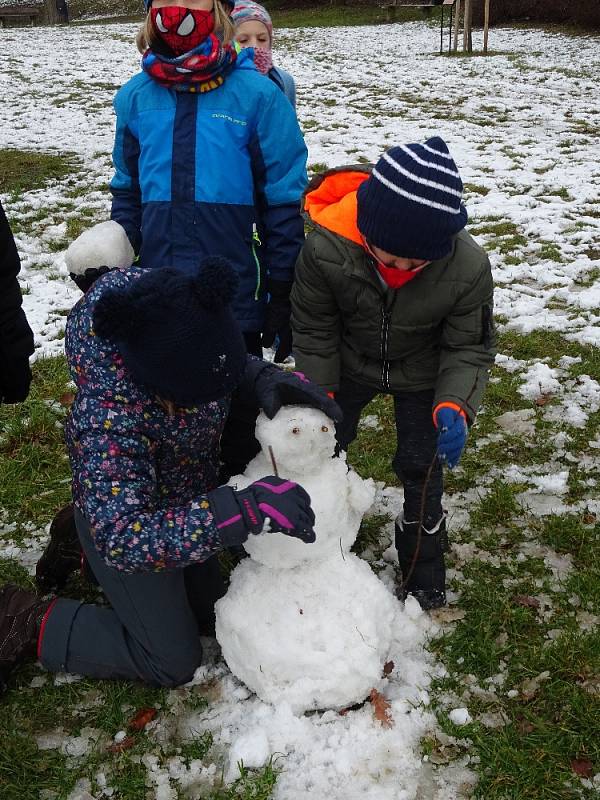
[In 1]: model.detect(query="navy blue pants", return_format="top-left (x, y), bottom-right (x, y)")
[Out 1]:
top-left (334, 376), bottom-right (443, 529)
top-left (39, 509), bottom-right (225, 687)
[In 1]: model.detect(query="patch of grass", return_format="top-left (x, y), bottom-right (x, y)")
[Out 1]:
top-left (348, 394), bottom-right (397, 486)
top-left (497, 330), bottom-right (599, 378)
top-left (270, 3), bottom-right (437, 28)
top-left (0, 149), bottom-right (77, 197)
top-left (463, 183), bottom-right (490, 196)
top-left (544, 187), bottom-right (572, 201)
top-left (469, 479), bottom-right (523, 531)
top-left (211, 760), bottom-right (279, 800)
top-left (537, 240), bottom-right (563, 262)
top-left (0, 357), bottom-right (73, 525)
top-left (353, 514), bottom-right (391, 558)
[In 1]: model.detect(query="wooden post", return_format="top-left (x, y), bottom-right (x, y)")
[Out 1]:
top-left (463, 0), bottom-right (472, 52)
top-left (453, 0), bottom-right (461, 51)
top-left (483, 0), bottom-right (490, 53)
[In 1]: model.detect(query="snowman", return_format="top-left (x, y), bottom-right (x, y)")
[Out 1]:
top-left (215, 406), bottom-right (400, 714)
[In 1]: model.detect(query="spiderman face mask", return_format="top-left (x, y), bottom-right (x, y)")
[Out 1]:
top-left (151, 7), bottom-right (215, 56)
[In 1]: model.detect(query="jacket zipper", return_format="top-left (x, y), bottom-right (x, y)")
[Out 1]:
top-left (252, 223), bottom-right (262, 301)
top-left (379, 288), bottom-right (400, 390)
top-left (380, 307), bottom-right (392, 390)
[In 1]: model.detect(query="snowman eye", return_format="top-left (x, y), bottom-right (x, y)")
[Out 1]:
top-left (292, 427), bottom-right (300, 435)
top-left (321, 425), bottom-right (329, 432)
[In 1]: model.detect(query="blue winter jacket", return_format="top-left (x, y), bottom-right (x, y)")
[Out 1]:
top-left (110, 51), bottom-right (308, 332)
top-left (269, 66), bottom-right (296, 109)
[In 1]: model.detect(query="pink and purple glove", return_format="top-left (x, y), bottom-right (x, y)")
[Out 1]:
top-left (434, 403), bottom-right (467, 469)
top-left (209, 476), bottom-right (316, 547)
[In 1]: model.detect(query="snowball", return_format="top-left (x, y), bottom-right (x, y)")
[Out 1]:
top-left (216, 555), bottom-right (399, 713)
top-left (449, 708), bottom-right (472, 726)
top-left (226, 729), bottom-right (270, 780)
top-left (64, 221), bottom-right (134, 275)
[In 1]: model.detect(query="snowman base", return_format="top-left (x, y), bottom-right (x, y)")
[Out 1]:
top-left (216, 552), bottom-right (398, 715)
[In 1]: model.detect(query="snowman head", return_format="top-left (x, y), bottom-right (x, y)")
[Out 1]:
top-left (255, 406), bottom-right (336, 473)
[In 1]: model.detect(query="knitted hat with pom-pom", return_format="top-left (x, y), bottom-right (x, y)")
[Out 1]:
top-left (231, 1), bottom-right (273, 42)
top-left (93, 258), bottom-right (247, 405)
top-left (357, 136), bottom-right (468, 260)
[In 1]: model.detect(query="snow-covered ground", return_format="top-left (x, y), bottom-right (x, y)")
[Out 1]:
top-left (1, 20), bottom-right (599, 800)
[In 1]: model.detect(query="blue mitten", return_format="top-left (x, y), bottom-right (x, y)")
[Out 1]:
top-left (434, 404), bottom-right (467, 468)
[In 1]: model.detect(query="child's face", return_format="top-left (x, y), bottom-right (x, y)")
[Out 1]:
top-left (152, 0), bottom-right (212, 8)
top-left (235, 19), bottom-right (270, 49)
top-left (368, 242), bottom-right (430, 272)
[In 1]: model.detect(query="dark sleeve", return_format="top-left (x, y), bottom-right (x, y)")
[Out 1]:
top-left (434, 258), bottom-right (496, 422)
top-left (0, 202), bottom-right (34, 398)
top-left (290, 236), bottom-right (342, 391)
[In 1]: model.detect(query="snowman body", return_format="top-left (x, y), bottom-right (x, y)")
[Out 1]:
top-left (215, 407), bottom-right (400, 713)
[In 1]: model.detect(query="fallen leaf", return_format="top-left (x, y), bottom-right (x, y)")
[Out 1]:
top-left (521, 671), bottom-right (551, 700)
top-left (59, 392), bottom-right (75, 407)
top-left (107, 736), bottom-right (136, 753)
top-left (534, 393), bottom-right (553, 407)
top-left (383, 660), bottom-right (394, 677)
top-left (369, 688), bottom-right (393, 728)
top-left (582, 513), bottom-right (596, 524)
top-left (512, 594), bottom-right (540, 609)
top-left (577, 675), bottom-right (600, 696)
top-left (516, 718), bottom-right (535, 734)
top-left (428, 743), bottom-right (462, 765)
top-left (128, 707), bottom-right (157, 731)
top-left (571, 758), bottom-right (593, 778)
top-left (430, 607), bottom-right (466, 624)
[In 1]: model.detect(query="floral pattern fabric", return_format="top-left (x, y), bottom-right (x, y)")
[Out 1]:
top-left (65, 268), bottom-right (229, 573)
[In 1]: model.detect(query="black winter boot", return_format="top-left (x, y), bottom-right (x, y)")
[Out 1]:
top-left (36, 504), bottom-right (81, 593)
top-left (0, 585), bottom-right (53, 693)
top-left (395, 515), bottom-right (449, 610)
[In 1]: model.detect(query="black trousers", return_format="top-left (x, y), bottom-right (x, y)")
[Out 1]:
top-left (219, 332), bottom-right (262, 481)
top-left (335, 376), bottom-right (443, 529)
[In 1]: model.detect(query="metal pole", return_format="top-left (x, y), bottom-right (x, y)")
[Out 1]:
top-left (449, 3), bottom-right (453, 52)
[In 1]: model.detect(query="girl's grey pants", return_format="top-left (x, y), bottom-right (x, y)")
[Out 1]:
top-left (38, 508), bottom-right (225, 687)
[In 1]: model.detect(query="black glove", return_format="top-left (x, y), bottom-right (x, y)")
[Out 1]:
top-left (0, 357), bottom-right (32, 404)
top-left (209, 476), bottom-right (316, 547)
top-left (261, 279), bottom-right (293, 363)
top-left (69, 266), bottom-right (110, 293)
top-left (243, 359), bottom-right (342, 422)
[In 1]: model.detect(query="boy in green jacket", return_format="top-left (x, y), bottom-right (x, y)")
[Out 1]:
top-left (291, 136), bottom-right (496, 609)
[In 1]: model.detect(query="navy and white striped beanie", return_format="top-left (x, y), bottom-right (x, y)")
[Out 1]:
top-left (357, 136), bottom-right (468, 260)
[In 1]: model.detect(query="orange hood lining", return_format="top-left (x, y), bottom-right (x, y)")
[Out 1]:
top-left (304, 171), bottom-right (369, 246)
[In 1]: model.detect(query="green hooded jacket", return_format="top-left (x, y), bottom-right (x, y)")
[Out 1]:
top-left (290, 169), bottom-right (496, 422)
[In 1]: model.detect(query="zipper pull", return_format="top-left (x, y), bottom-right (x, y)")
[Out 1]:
top-left (252, 222), bottom-right (262, 246)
